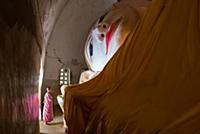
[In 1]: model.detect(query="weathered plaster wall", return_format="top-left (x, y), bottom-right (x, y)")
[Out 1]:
top-left (37, 0), bottom-right (71, 119)
top-left (42, 0), bottom-right (117, 104)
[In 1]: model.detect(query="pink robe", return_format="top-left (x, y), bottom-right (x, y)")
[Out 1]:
top-left (43, 92), bottom-right (54, 123)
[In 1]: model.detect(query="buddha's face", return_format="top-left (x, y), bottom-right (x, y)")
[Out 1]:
top-left (85, 0), bottom-right (150, 71)
top-left (92, 16), bottom-right (122, 54)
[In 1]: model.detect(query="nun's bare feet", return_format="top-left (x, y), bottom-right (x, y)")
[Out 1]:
top-left (43, 121), bottom-right (49, 125)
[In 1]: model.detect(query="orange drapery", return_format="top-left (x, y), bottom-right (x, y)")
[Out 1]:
top-left (64, 0), bottom-right (200, 133)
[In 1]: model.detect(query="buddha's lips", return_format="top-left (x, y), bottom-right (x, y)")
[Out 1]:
top-left (105, 19), bottom-right (121, 54)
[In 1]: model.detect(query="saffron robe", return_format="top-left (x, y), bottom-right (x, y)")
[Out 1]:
top-left (64, 0), bottom-right (200, 133)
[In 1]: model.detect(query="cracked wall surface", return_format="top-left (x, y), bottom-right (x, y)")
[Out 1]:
top-left (42, 0), bottom-right (117, 104)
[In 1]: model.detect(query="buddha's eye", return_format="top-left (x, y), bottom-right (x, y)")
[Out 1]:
top-left (89, 43), bottom-right (93, 56)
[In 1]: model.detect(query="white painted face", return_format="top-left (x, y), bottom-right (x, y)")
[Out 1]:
top-left (84, 0), bottom-right (149, 72)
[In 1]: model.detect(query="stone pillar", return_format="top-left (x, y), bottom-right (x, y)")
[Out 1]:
top-left (0, 0), bottom-right (41, 133)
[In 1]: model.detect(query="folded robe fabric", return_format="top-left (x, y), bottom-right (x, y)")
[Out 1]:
top-left (64, 0), bottom-right (200, 133)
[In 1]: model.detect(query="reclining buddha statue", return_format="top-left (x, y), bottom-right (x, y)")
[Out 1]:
top-left (58, 0), bottom-right (148, 124)
top-left (64, 0), bottom-right (200, 133)
top-left (79, 0), bottom-right (149, 84)
top-left (63, 0), bottom-right (151, 133)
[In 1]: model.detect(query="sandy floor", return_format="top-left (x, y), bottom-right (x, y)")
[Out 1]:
top-left (40, 105), bottom-right (66, 134)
